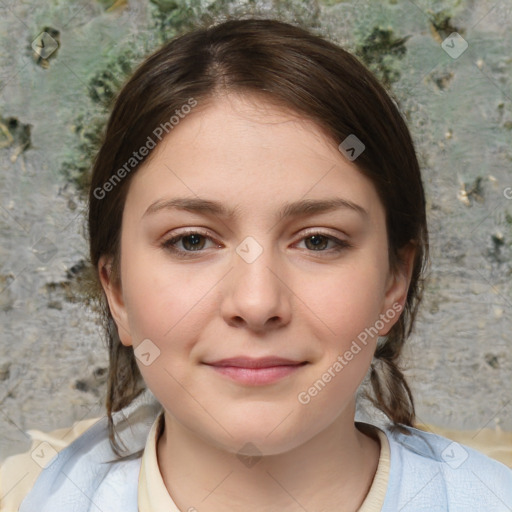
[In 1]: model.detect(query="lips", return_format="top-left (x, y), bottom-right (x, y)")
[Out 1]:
top-left (203, 357), bottom-right (309, 386)
top-left (204, 357), bottom-right (308, 369)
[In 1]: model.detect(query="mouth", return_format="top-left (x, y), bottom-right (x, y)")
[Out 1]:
top-left (202, 357), bottom-right (309, 386)
top-left (203, 356), bottom-right (308, 369)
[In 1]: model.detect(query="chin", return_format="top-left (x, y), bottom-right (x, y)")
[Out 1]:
top-left (206, 415), bottom-right (313, 457)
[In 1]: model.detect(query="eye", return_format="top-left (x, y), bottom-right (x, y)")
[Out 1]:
top-left (296, 232), bottom-right (352, 253)
top-left (161, 229), bottom-right (219, 257)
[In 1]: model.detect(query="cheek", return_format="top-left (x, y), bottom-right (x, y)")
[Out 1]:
top-left (295, 261), bottom-right (387, 399)
top-left (121, 243), bottom-right (210, 342)
top-left (295, 271), bottom-right (381, 412)
top-left (300, 261), bottom-right (385, 338)
top-left (120, 254), bottom-right (208, 410)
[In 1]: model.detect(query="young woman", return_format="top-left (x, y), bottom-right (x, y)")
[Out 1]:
top-left (2, 16), bottom-right (511, 512)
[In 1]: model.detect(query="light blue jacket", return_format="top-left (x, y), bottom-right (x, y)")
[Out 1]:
top-left (19, 392), bottom-right (512, 512)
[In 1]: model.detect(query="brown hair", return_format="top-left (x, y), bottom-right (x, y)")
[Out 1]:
top-left (87, 16), bottom-right (429, 458)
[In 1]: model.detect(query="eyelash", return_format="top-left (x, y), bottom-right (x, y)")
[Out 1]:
top-left (160, 229), bottom-right (352, 258)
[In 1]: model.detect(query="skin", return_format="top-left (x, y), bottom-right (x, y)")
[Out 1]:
top-left (99, 91), bottom-right (415, 511)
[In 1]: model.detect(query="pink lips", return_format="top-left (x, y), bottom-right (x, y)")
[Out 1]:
top-left (203, 357), bottom-right (308, 386)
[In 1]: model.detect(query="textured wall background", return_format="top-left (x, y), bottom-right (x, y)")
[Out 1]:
top-left (0, 0), bottom-right (511, 462)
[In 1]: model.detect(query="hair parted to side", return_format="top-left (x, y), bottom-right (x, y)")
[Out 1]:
top-left (87, 16), bottom-right (429, 458)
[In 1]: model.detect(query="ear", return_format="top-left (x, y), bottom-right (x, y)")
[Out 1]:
top-left (98, 255), bottom-right (134, 347)
top-left (378, 242), bottom-right (416, 336)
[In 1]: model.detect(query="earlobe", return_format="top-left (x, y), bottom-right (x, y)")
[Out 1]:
top-left (98, 255), bottom-right (133, 347)
top-left (379, 242), bottom-right (416, 336)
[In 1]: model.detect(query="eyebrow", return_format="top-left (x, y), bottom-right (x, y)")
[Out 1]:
top-left (142, 196), bottom-right (368, 221)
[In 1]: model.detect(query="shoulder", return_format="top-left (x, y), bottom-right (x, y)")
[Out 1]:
top-left (0, 417), bottom-right (99, 512)
top-left (382, 424), bottom-right (512, 511)
top-left (8, 391), bottom-right (162, 512)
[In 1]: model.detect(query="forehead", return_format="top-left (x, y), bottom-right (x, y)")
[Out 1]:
top-left (124, 92), bottom-right (384, 223)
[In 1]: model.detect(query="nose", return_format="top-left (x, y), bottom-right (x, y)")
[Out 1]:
top-left (220, 239), bottom-right (292, 333)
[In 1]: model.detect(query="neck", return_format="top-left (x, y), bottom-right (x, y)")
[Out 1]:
top-left (156, 406), bottom-right (381, 512)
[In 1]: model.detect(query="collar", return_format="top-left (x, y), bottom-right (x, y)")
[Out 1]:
top-left (138, 412), bottom-right (390, 512)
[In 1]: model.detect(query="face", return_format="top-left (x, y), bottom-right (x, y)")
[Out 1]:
top-left (100, 92), bottom-right (413, 456)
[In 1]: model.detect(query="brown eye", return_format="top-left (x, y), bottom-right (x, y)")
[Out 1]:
top-left (161, 230), bottom-right (219, 257)
top-left (298, 232), bottom-right (352, 253)
top-left (171, 233), bottom-right (207, 251)
top-left (304, 234), bottom-right (330, 251)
